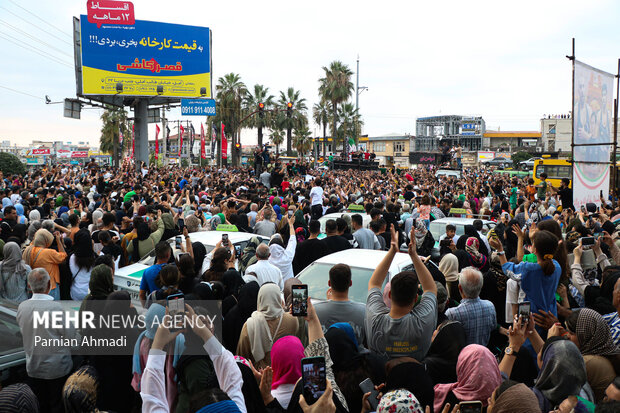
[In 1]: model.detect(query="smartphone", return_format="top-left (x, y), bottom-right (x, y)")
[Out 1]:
top-left (222, 233), bottom-right (229, 247)
top-left (581, 236), bottom-right (595, 249)
top-left (359, 378), bottom-right (380, 411)
top-left (301, 356), bottom-right (326, 405)
top-left (518, 301), bottom-right (531, 326)
top-left (288, 210), bottom-right (294, 218)
top-left (175, 235), bottom-right (182, 249)
top-left (292, 284), bottom-right (308, 317)
top-left (166, 293), bottom-right (185, 332)
top-left (459, 401), bottom-right (483, 413)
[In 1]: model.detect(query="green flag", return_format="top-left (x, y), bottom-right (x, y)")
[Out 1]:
top-left (348, 137), bottom-right (355, 145)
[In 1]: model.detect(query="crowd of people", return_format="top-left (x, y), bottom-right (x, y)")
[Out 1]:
top-left (1, 156), bottom-right (620, 413)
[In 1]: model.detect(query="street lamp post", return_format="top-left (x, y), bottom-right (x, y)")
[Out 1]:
top-left (355, 55), bottom-right (368, 159)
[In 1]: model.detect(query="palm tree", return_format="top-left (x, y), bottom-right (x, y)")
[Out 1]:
top-left (278, 87), bottom-right (307, 156)
top-left (270, 127), bottom-right (284, 157)
top-left (318, 61), bottom-right (354, 154)
top-left (100, 105), bottom-right (131, 167)
top-left (293, 125), bottom-right (313, 158)
top-left (336, 102), bottom-right (363, 150)
top-left (243, 84), bottom-right (274, 148)
top-left (313, 100), bottom-right (330, 158)
top-left (214, 73), bottom-right (247, 165)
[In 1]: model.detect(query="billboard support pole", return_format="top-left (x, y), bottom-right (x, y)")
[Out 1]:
top-left (567, 38), bottom-right (576, 207)
top-left (613, 58), bottom-right (620, 199)
top-left (135, 99), bottom-right (149, 172)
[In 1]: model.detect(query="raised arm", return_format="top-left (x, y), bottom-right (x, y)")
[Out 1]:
top-left (368, 224), bottom-right (398, 290)
top-left (408, 227), bottom-right (437, 295)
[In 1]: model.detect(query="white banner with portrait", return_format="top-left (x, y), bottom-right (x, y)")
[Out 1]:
top-left (573, 60), bottom-right (615, 208)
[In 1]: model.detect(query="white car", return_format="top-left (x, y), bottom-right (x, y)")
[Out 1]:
top-left (114, 231), bottom-right (268, 300)
top-left (296, 249), bottom-right (414, 304)
top-left (317, 212), bottom-right (371, 239)
top-left (429, 217), bottom-right (496, 247)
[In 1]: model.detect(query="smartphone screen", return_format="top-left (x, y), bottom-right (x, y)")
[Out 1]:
top-left (359, 378), bottom-right (379, 411)
top-left (518, 301), bottom-right (530, 326)
top-left (166, 293), bottom-right (185, 332)
top-left (222, 233), bottom-right (229, 247)
top-left (288, 210), bottom-right (294, 217)
top-left (301, 357), bottom-right (326, 404)
top-left (292, 284), bottom-right (308, 317)
top-left (581, 236), bottom-right (595, 247)
top-left (459, 401), bottom-right (483, 413)
top-left (175, 236), bottom-right (182, 249)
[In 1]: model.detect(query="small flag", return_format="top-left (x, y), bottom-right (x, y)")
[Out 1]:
top-left (221, 123), bottom-right (227, 160)
top-left (179, 124), bottom-right (185, 157)
top-left (155, 124), bottom-right (160, 160)
top-left (131, 124), bottom-right (135, 158)
top-left (200, 123), bottom-right (206, 159)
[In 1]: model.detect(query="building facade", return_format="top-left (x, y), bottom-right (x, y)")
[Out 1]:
top-left (483, 131), bottom-right (541, 151)
top-left (415, 115), bottom-right (485, 152)
top-left (368, 134), bottom-right (412, 167)
top-left (540, 115), bottom-right (572, 153)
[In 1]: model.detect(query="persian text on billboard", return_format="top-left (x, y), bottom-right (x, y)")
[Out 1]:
top-left (80, 16), bottom-right (211, 98)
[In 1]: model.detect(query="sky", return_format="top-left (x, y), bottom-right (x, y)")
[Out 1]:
top-left (1, 0), bottom-right (619, 148)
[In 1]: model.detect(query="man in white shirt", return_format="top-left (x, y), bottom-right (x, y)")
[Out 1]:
top-left (17, 268), bottom-right (77, 413)
top-left (309, 178), bottom-right (324, 220)
top-left (473, 219), bottom-right (491, 253)
top-left (245, 243), bottom-right (284, 289)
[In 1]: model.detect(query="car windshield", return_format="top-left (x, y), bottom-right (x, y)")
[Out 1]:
top-left (0, 309), bottom-right (22, 355)
top-left (429, 222), bottom-right (466, 241)
top-left (298, 263), bottom-right (375, 304)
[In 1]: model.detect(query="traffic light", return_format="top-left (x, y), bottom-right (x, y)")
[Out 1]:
top-left (286, 102), bottom-right (293, 118)
top-left (258, 102), bottom-right (265, 118)
top-left (235, 142), bottom-right (241, 152)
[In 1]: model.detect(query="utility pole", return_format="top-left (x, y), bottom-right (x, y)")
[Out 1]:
top-left (161, 108), bottom-right (167, 165)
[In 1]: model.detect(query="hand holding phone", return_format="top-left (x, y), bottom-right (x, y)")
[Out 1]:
top-left (359, 378), bottom-right (380, 411)
top-left (518, 301), bottom-right (531, 326)
top-left (222, 233), bottom-right (229, 247)
top-left (459, 401), bottom-right (483, 413)
top-left (292, 284), bottom-right (308, 317)
top-left (301, 357), bottom-right (326, 405)
top-left (175, 235), bottom-right (182, 249)
top-left (166, 293), bottom-right (185, 332)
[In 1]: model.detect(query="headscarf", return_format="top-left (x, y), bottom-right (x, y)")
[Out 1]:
top-left (217, 213), bottom-right (226, 225)
top-left (438, 253), bottom-right (459, 283)
top-left (329, 322), bottom-right (359, 349)
top-left (194, 400), bottom-right (241, 413)
top-left (209, 215), bottom-right (222, 231)
top-left (533, 339), bottom-right (588, 410)
top-left (62, 365), bottom-right (101, 413)
top-left (325, 325), bottom-right (362, 371)
top-left (0, 242), bottom-right (28, 275)
top-left (221, 269), bottom-right (244, 299)
top-left (492, 383), bottom-right (542, 413)
top-left (0, 383), bottom-right (39, 413)
top-left (73, 228), bottom-right (94, 258)
top-left (29, 209), bottom-right (40, 221)
top-left (15, 203), bottom-right (25, 222)
top-left (433, 344), bottom-right (501, 412)
top-left (185, 215), bottom-right (201, 233)
top-left (223, 281), bottom-right (260, 353)
top-left (573, 308), bottom-right (620, 356)
top-left (424, 321), bottom-right (468, 385)
top-left (465, 237), bottom-right (487, 268)
top-left (32, 228), bottom-right (53, 247)
top-left (87, 264), bottom-right (114, 300)
top-left (239, 236), bottom-right (260, 273)
top-left (414, 219), bottom-right (428, 245)
top-left (283, 278), bottom-right (302, 309)
top-left (92, 210), bottom-right (103, 228)
top-left (377, 389), bottom-right (423, 413)
top-left (245, 283), bottom-right (284, 361)
top-left (192, 242), bottom-right (207, 275)
top-left (2, 197), bottom-right (13, 212)
top-left (385, 360), bottom-right (434, 410)
top-left (271, 336), bottom-right (304, 389)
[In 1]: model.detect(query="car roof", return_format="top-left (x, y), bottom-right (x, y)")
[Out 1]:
top-left (312, 249), bottom-right (412, 270)
top-left (185, 231), bottom-right (266, 244)
top-left (319, 212), bottom-right (369, 220)
top-left (431, 218), bottom-right (494, 225)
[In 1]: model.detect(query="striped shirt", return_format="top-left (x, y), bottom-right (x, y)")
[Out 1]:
top-left (602, 312), bottom-right (620, 347)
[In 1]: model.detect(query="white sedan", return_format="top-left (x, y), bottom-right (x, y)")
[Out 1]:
top-left (296, 249), bottom-right (414, 304)
top-left (114, 231), bottom-right (268, 300)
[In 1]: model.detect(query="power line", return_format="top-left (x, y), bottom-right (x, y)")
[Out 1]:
top-left (6, 0), bottom-right (72, 40)
top-left (0, 31), bottom-right (73, 68)
top-left (0, 19), bottom-right (73, 58)
top-left (0, 6), bottom-right (73, 47)
top-left (0, 85), bottom-right (43, 101)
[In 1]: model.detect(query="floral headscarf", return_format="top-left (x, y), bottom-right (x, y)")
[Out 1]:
top-left (377, 389), bottom-right (423, 413)
top-left (414, 219), bottom-right (427, 245)
top-left (465, 237), bottom-right (487, 268)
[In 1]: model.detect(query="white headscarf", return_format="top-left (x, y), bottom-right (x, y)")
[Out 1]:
top-left (245, 283), bottom-right (284, 362)
top-left (439, 253), bottom-right (459, 283)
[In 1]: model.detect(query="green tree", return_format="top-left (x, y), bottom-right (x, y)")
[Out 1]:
top-left (99, 106), bottom-right (131, 167)
top-left (294, 125), bottom-right (313, 158)
top-left (243, 84), bottom-right (274, 148)
top-left (313, 100), bottom-right (330, 158)
top-left (270, 127), bottom-right (285, 157)
top-left (278, 87), bottom-right (307, 156)
top-left (336, 102), bottom-right (363, 148)
top-left (318, 61), bottom-right (354, 154)
top-left (214, 73), bottom-right (247, 166)
top-left (0, 152), bottom-right (25, 176)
